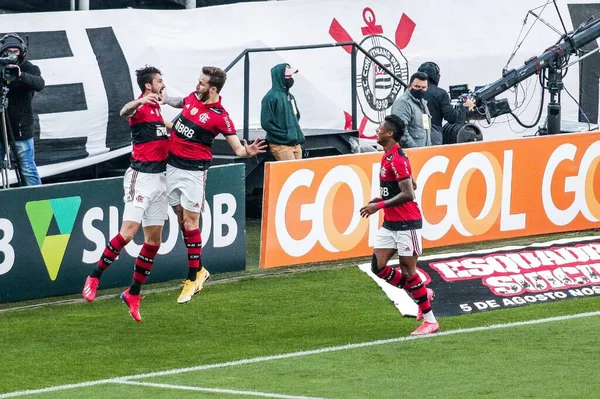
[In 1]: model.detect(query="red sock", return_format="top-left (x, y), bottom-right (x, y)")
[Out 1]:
top-left (376, 266), bottom-right (406, 287)
top-left (404, 274), bottom-right (431, 314)
top-left (97, 233), bottom-right (127, 271)
top-left (129, 242), bottom-right (160, 295)
top-left (183, 229), bottom-right (202, 280)
top-left (133, 243), bottom-right (160, 284)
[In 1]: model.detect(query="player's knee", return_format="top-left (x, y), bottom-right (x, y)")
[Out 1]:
top-left (144, 232), bottom-right (162, 246)
top-left (119, 226), bottom-right (138, 243)
top-left (145, 239), bottom-right (161, 247)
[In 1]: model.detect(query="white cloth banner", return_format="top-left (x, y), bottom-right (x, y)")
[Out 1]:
top-left (1, 0), bottom-right (598, 178)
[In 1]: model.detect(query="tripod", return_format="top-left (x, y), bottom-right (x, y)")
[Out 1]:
top-left (0, 85), bottom-right (23, 189)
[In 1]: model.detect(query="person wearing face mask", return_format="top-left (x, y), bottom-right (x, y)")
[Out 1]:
top-left (391, 72), bottom-right (432, 148)
top-left (260, 63), bottom-right (305, 160)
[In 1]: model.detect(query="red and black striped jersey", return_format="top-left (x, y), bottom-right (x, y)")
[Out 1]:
top-left (168, 93), bottom-right (236, 171)
top-left (379, 143), bottom-right (423, 230)
top-left (129, 96), bottom-right (169, 173)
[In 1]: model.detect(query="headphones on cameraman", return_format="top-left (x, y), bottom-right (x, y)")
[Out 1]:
top-left (0, 33), bottom-right (27, 58)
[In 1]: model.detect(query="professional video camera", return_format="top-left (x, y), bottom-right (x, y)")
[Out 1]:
top-left (0, 50), bottom-right (20, 83)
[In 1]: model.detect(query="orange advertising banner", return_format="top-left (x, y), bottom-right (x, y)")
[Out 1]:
top-left (260, 132), bottom-right (600, 268)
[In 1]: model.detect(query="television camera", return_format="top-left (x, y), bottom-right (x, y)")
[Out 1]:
top-left (0, 50), bottom-right (20, 83)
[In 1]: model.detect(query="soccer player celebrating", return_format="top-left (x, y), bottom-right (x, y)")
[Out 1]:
top-left (360, 114), bottom-right (438, 335)
top-left (162, 66), bottom-right (266, 304)
top-left (82, 65), bottom-right (170, 322)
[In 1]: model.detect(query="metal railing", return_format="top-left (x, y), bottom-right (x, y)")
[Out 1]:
top-left (224, 41), bottom-right (408, 141)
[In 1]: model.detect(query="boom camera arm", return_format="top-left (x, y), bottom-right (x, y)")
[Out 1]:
top-left (472, 16), bottom-right (600, 134)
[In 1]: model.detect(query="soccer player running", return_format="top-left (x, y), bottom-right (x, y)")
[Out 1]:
top-left (162, 66), bottom-right (266, 304)
top-left (82, 65), bottom-right (170, 322)
top-left (360, 114), bottom-right (439, 335)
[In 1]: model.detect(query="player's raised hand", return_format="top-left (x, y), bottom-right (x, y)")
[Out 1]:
top-left (244, 138), bottom-right (267, 157)
top-left (139, 93), bottom-right (160, 106)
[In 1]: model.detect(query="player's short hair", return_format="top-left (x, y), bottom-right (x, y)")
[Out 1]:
top-left (203, 66), bottom-right (227, 93)
top-left (384, 114), bottom-right (406, 142)
top-left (135, 65), bottom-right (162, 93)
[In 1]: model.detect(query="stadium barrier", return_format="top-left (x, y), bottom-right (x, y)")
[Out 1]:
top-left (0, 164), bottom-right (246, 303)
top-left (260, 131), bottom-right (600, 268)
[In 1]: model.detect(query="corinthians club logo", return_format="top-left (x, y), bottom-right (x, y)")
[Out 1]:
top-left (330, 7), bottom-right (416, 130)
top-left (358, 33), bottom-right (408, 123)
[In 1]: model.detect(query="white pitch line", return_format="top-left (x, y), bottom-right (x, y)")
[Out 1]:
top-left (1, 310), bottom-right (599, 398)
top-left (114, 380), bottom-right (328, 399)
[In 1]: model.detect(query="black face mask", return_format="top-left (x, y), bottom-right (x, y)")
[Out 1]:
top-left (410, 88), bottom-right (425, 99)
top-left (285, 77), bottom-right (294, 89)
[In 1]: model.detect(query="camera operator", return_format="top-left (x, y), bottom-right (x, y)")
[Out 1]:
top-left (0, 33), bottom-right (45, 186)
top-left (417, 62), bottom-right (474, 145)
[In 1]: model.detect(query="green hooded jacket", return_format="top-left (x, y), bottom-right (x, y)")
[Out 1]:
top-left (260, 63), bottom-right (305, 145)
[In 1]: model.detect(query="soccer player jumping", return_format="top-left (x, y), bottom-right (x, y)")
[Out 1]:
top-left (162, 66), bottom-right (266, 304)
top-left (82, 65), bottom-right (170, 322)
top-left (360, 114), bottom-right (439, 336)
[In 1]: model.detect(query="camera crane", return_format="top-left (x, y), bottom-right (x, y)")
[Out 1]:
top-left (473, 15), bottom-right (600, 135)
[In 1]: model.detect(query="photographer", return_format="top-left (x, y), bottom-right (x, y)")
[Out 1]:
top-left (417, 62), bottom-right (474, 145)
top-left (0, 33), bottom-right (45, 186)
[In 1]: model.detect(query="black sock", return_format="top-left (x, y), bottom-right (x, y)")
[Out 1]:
top-left (187, 268), bottom-right (198, 281)
top-left (90, 266), bottom-right (104, 279)
top-left (129, 281), bottom-right (142, 295)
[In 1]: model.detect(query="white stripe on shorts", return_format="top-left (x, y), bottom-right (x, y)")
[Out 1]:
top-left (410, 230), bottom-right (421, 256)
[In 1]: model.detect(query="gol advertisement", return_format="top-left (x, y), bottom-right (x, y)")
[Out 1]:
top-left (260, 132), bottom-right (600, 268)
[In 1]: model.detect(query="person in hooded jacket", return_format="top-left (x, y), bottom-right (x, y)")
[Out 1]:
top-left (260, 63), bottom-right (305, 161)
top-left (417, 61), bottom-right (475, 145)
top-left (0, 33), bottom-right (45, 186)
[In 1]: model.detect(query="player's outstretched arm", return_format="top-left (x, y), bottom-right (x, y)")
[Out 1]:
top-left (225, 135), bottom-right (267, 158)
top-left (160, 88), bottom-right (184, 109)
top-left (120, 93), bottom-right (160, 118)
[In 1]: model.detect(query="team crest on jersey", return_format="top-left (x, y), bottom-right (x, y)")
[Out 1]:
top-left (380, 167), bottom-right (387, 177)
top-left (191, 107), bottom-right (199, 116)
top-left (199, 113), bottom-right (210, 123)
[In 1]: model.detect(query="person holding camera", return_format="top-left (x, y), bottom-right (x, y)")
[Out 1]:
top-left (417, 62), bottom-right (475, 145)
top-left (0, 33), bottom-right (44, 186)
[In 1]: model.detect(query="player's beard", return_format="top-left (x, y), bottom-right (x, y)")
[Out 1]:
top-left (197, 90), bottom-right (210, 102)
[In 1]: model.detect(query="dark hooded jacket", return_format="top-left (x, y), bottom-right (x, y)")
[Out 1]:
top-left (418, 62), bottom-right (467, 131)
top-left (260, 63), bottom-right (305, 146)
top-left (1, 34), bottom-right (45, 141)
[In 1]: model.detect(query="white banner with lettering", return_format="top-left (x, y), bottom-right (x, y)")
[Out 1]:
top-left (1, 0), bottom-right (598, 179)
